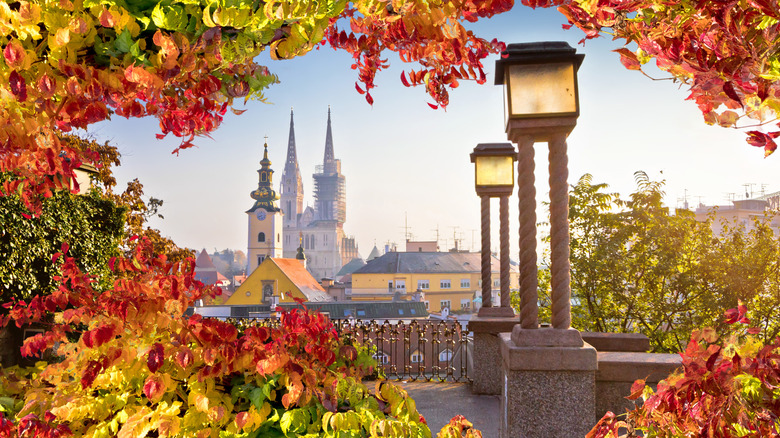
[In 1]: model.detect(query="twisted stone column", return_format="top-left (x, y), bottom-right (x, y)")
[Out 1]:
top-left (548, 134), bottom-right (571, 330)
top-left (516, 138), bottom-right (538, 329)
top-left (481, 195), bottom-right (492, 307)
top-left (499, 195), bottom-right (510, 308)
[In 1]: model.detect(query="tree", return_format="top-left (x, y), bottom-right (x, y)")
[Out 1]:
top-left (529, 172), bottom-right (780, 352)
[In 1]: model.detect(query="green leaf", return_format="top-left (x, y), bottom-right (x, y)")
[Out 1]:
top-left (114, 29), bottom-right (134, 53)
top-left (280, 409), bottom-right (309, 435)
top-left (151, 3), bottom-right (190, 31)
top-left (249, 387), bottom-right (266, 410)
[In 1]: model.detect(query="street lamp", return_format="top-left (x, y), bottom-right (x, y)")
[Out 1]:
top-left (494, 43), bottom-right (596, 438)
top-left (496, 41), bottom-right (584, 134)
top-left (471, 143), bottom-right (516, 317)
top-left (496, 41), bottom-right (584, 331)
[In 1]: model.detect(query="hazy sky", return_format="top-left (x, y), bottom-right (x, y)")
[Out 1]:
top-left (90, 6), bottom-right (780, 259)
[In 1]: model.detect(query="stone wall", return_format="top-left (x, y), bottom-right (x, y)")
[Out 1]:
top-left (591, 335), bottom-right (682, 422)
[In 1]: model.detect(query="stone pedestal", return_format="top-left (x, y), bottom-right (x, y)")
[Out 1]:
top-left (500, 327), bottom-right (597, 438)
top-left (468, 315), bottom-right (519, 395)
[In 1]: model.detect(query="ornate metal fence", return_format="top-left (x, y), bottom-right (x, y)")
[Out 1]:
top-left (227, 318), bottom-right (471, 383)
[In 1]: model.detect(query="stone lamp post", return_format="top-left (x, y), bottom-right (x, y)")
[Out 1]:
top-left (496, 41), bottom-right (597, 438)
top-left (470, 142), bottom-right (516, 317)
top-left (467, 143), bottom-right (521, 395)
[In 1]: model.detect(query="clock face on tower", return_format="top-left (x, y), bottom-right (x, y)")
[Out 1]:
top-left (256, 209), bottom-right (267, 221)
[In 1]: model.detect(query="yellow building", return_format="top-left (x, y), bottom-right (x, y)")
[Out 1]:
top-left (224, 258), bottom-right (331, 306)
top-left (350, 252), bottom-right (518, 313)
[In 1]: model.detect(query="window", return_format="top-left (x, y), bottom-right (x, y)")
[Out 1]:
top-left (440, 280), bottom-right (451, 289)
top-left (417, 280), bottom-right (429, 290)
top-left (373, 351), bottom-right (389, 365)
top-left (399, 309), bottom-right (404, 315)
top-left (261, 172), bottom-right (267, 182)
top-left (438, 349), bottom-right (453, 362)
top-left (424, 301), bottom-right (429, 310)
top-left (258, 232), bottom-right (266, 242)
top-left (277, 234), bottom-right (280, 242)
top-left (460, 279), bottom-right (470, 288)
top-left (410, 350), bottom-right (424, 363)
top-left (257, 255), bottom-right (265, 266)
top-left (388, 281), bottom-right (393, 290)
top-left (493, 279), bottom-right (500, 287)
top-left (395, 280), bottom-right (406, 291)
top-left (440, 300), bottom-right (451, 310)
top-left (460, 299), bottom-right (471, 310)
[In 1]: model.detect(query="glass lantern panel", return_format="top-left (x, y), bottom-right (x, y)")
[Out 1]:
top-left (475, 156), bottom-right (514, 186)
top-left (506, 62), bottom-right (577, 117)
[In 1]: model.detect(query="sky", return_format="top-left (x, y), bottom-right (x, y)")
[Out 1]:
top-left (89, 5), bottom-right (780, 260)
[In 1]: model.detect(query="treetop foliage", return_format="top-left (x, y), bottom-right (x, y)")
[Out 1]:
top-left (0, 0), bottom-right (504, 208)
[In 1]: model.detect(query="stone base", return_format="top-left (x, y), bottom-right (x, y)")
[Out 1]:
top-left (500, 332), bottom-right (598, 438)
top-left (478, 306), bottom-right (516, 318)
top-left (472, 333), bottom-right (503, 394)
top-left (468, 315), bottom-right (520, 395)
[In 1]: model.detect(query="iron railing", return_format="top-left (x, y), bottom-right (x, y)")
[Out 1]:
top-left (227, 318), bottom-right (471, 383)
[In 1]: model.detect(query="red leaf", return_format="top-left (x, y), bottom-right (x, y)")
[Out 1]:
top-left (3, 40), bottom-right (25, 69)
top-left (365, 92), bottom-right (373, 105)
top-left (723, 81), bottom-right (742, 107)
top-left (746, 131), bottom-right (769, 148)
top-left (175, 348), bottom-right (194, 369)
top-left (428, 102), bottom-right (438, 109)
top-left (400, 71), bottom-right (410, 87)
top-left (9, 71), bottom-right (27, 101)
top-left (61, 242), bottom-right (69, 254)
top-left (81, 360), bottom-right (103, 388)
top-left (147, 342), bottom-right (164, 373)
top-left (614, 48), bottom-right (640, 70)
top-left (355, 82), bottom-right (365, 94)
top-left (143, 375), bottom-right (166, 402)
top-left (83, 324), bottom-right (114, 349)
top-left (99, 9), bottom-right (116, 27)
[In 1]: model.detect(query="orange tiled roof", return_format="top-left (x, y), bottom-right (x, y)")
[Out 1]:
top-left (271, 259), bottom-right (331, 302)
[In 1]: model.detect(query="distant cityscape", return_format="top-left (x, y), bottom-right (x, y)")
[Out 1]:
top-left (191, 109), bottom-right (779, 322)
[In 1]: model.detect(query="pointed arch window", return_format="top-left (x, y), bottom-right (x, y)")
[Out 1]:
top-left (258, 232), bottom-right (266, 242)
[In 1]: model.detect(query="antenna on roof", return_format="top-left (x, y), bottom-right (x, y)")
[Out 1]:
top-left (677, 188), bottom-right (689, 210)
top-left (400, 212), bottom-right (412, 241)
top-left (743, 183), bottom-right (755, 199)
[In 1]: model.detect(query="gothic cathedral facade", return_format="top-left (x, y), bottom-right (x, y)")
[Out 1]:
top-left (279, 108), bottom-right (360, 280)
top-left (246, 142), bottom-right (283, 274)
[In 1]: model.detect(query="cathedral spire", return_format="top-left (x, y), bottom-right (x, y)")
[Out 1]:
top-left (323, 106), bottom-right (335, 165)
top-left (285, 108), bottom-right (298, 173)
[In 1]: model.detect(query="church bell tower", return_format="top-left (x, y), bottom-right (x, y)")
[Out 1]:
top-left (247, 140), bottom-right (283, 273)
